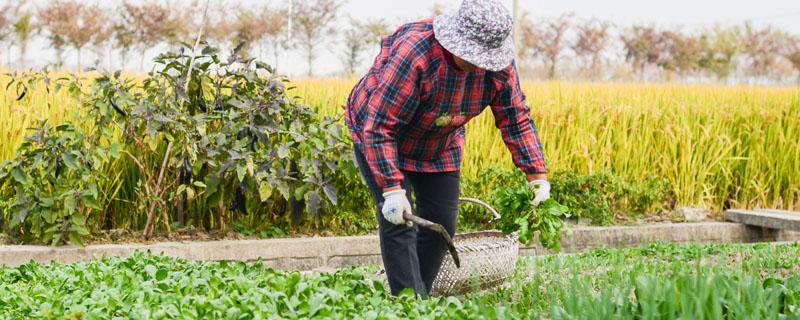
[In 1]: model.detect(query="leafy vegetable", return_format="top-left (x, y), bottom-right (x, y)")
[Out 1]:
top-left (3, 243), bottom-right (800, 318)
top-left (494, 184), bottom-right (570, 250)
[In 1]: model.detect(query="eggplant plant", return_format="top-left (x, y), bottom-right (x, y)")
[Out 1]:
top-left (1, 44), bottom-right (352, 244)
top-left (87, 44), bottom-right (350, 238)
top-left (0, 122), bottom-right (120, 245)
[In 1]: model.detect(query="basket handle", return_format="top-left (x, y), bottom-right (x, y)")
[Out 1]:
top-left (459, 197), bottom-right (502, 223)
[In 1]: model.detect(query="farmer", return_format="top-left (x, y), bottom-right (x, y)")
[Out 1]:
top-left (346, 0), bottom-right (549, 296)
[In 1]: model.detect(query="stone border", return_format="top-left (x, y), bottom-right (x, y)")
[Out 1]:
top-left (1, 222), bottom-right (798, 270)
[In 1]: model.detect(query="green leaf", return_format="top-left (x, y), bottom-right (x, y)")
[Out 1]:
top-left (277, 144), bottom-right (291, 159)
top-left (295, 185), bottom-right (307, 201)
top-left (108, 143), bottom-right (124, 158)
top-left (156, 268), bottom-right (168, 281)
top-left (64, 194), bottom-right (77, 214)
top-left (185, 187), bottom-right (196, 201)
top-left (236, 164), bottom-right (247, 182)
top-left (11, 167), bottom-right (28, 184)
top-left (68, 232), bottom-right (84, 247)
top-left (82, 194), bottom-right (102, 210)
top-left (305, 191), bottom-right (322, 217)
top-left (205, 174), bottom-right (221, 198)
top-left (61, 153), bottom-right (79, 170)
top-left (259, 183), bottom-right (273, 202)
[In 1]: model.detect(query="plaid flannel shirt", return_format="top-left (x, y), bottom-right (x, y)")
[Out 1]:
top-left (346, 19), bottom-right (547, 188)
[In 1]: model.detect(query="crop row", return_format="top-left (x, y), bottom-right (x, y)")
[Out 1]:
top-left (2, 242), bottom-right (800, 319)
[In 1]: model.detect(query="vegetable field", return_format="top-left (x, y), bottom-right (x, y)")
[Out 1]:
top-left (2, 242), bottom-right (800, 319)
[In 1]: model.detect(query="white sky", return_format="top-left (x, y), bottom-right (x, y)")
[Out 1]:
top-left (16, 0), bottom-right (800, 76)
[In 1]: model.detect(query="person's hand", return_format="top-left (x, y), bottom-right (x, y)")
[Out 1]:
top-left (527, 180), bottom-right (551, 206)
top-left (382, 189), bottom-right (413, 227)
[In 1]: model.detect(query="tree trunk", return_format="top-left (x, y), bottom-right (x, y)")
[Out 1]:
top-left (120, 49), bottom-right (128, 70)
top-left (77, 48), bottom-right (82, 72)
top-left (273, 42), bottom-right (281, 70)
top-left (18, 42), bottom-right (27, 68)
top-left (307, 50), bottom-right (313, 77)
top-left (140, 49), bottom-right (147, 71)
top-left (548, 57), bottom-right (557, 80)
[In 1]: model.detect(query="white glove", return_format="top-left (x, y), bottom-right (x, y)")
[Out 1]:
top-left (528, 180), bottom-right (551, 206)
top-left (382, 189), bottom-right (413, 227)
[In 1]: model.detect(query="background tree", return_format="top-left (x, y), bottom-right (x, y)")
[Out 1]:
top-left (120, 0), bottom-right (175, 70)
top-left (257, 4), bottom-right (289, 69)
top-left (89, 12), bottom-right (113, 70)
top-left (112, 16), bottom-right (137, 70)
top-left (656, 30), bottom-right (702, 79)
top-left (741, 22), bottom-right (784, 79)
top-left (516, 13), bottom-right (540, 72)
top-left (572, 18), bottom-right (611, 80)
top-left (341, 18), bottom-right (390, 76)
top-left (292, 0), bottom-right (343, 76)
top-left (532, 13), bottom-right (574, 79)
top-left (0, 3), bottom-right (13, 66)
top-left (38, 0), bottom-right (107, 70)
top-left (229, 6), bottom-right (271, 59)
top-left (621, 25), bottom-right (663, 79)
top-left (698, 26), bottom-right (741, 81)
top-left (783, 35), bottom-right (800, 84)
top-left (12, 2), bottom-right (35, 68)
top-left (197, 2), bottom-right (234, 48)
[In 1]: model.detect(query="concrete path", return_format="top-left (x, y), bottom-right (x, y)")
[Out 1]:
top-left (1, 222), bottom-right (798, 270)
top-left (725, 209), bottom-right (800, 231)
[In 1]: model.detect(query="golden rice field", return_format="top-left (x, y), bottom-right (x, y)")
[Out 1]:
top-left (3, 75), bottom-right (800, 212)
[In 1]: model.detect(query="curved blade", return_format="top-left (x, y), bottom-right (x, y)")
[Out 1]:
top-left (403, 212), bottom-right (461, 268)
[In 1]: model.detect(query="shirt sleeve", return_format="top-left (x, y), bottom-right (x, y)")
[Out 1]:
top-left (361, 39), bottom-right (422, 189)
top-left (489, 63), bottom-right (548, 175)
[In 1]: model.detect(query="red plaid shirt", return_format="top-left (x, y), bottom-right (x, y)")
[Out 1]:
top-left (346, 19), bottom-right (547, 188)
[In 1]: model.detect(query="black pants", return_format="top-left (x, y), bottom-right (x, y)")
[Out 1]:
top-left (353, 149), bottom-right (459, 297)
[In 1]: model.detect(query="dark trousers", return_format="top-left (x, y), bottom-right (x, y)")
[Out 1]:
top-left (353, 149), bottom-right (460, 297)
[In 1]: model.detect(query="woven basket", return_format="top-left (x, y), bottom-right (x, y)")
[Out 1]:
top-left (429, 198), bottom-right (519, 296)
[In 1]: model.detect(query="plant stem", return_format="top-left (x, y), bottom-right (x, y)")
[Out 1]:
top-left (143, 140), bottom-right (173, 240)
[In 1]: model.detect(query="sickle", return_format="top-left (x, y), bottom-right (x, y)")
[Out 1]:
top-left (403, 212), bottom-right (460, 268)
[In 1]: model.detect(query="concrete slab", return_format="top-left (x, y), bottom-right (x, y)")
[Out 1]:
top-left (724, 209), bottom-right (800, 231)
top-left (1, 222), bottom-right (799, 270)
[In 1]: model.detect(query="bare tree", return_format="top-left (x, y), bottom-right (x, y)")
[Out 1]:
top-left (39, 0), bottom-right (107, 71)
top-left (341, 18), bottom-right (390, 76)
top-left (656, 30), bottom-right (702, 79)
top-left (292, 0), bottom-right (343, 76)
top-left (0, 3), bottom-right (13, 66)
top-left (532, 13), bottom-right (573, 79)
top-left (621, 25), bottom-right (663, 79)
top-left (516, 12), bottom-right (539, 67)
top-left (783, 35), bottom-right (800, 84)
top-left (229, 6), bottom-right (273, 59)
top-left (741, 22), bottom-right (784, 79)
top-left (257, 5), bottom-right (289, 68)
top-left (120, 0), bottom-right (177, 70)
top-left (198, 2), bottom-right (234, 47)
top-left (698, 26), bottom-right (741, 81)
top-left (572, 18), bottom-right (611, 80)
top-left (13, 3), bottom-right (35, 67)
top-left (90, 12), bottom-right (113, 70)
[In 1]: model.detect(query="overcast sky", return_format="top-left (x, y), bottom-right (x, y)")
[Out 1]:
top-left (18, 0), bottom-right (800, 76)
